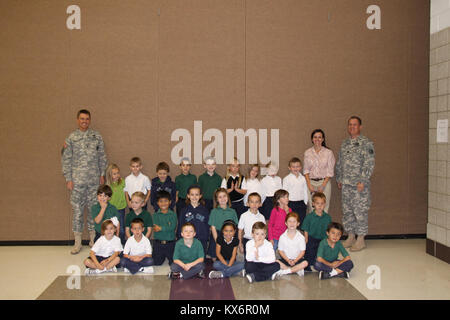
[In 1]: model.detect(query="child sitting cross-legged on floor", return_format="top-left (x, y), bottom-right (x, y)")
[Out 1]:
top-left (121, 218), bottom-right (154, 274)
top-left (245, 222), bottom-right (285, 283)
top-left (277, 212), bottom-right (309, 277)
top-left (315, 222), bottom-right (354, 280)
top-left (169, 222), bottom-right (205, 280)
top-left (208, 220), bottom-right (245, 279)
top-left (84, 219), bottom-right (122, 275)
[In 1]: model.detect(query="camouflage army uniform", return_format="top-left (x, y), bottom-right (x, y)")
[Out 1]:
top-left (335, 135), bottom-right (375, 236)
top-left (62, 128), bottom-right (107, 233)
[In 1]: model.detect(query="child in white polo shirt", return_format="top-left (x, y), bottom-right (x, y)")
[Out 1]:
top-left (238, 192), bottom-right (266, 257)
top-left (84, 219), bottom-right (123, 274)
top-left (124, 157), bottom-right (151, 211)
top-left (277, 212), bottom-right (309, 276)
top-left (121, 218), bottom-right (154, 274)
top-left (282, 157), bottom-right (308, 224)
top-left (260, 163), bottom-right (282, 221)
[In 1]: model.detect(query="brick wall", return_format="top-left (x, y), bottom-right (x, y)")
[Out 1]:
top-left (428, 0), bottom-right (450, 263)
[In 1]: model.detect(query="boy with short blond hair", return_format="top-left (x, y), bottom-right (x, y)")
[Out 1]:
top-left (197, 156), bottom-right (222, 212)
top-left (301, 192), bottom-right (331, 271)
top-left (150, 161), bottom-right (176, 212)
top-left (125, 191), bottom-right (153, 239)
top-left (124, 157), bottom-right (151, 211)
top-left (282, 157), bottom-right (308, 224)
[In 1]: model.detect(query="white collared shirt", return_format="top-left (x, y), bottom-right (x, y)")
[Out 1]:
top-left (124, 172), bottom-right (151, 195)
top-left (92, 235), bottom-right (123, 258)
top-left (278, 230), bottom-right (306, 260)
top-left (238, 210), bottom-right (266, 240)
top-left (123, 235), bottom-right (152, 256)
top-left (245, 239), bottom-right (276, 263)
top-left (242, 178), bottom-right (266, 205)
top-left (260, 175), bottom-right (282, 197)
top-left (282, 173), bottom-right (308, 204)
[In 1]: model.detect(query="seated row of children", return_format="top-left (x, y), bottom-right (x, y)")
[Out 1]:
top-left (86, 187), bottom-right (354, 281)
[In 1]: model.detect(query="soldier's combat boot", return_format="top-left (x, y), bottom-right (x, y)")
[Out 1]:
top-left (350, 235), bottom-right (366, 252)
top-left (342, 233), bottom-right (355, 248)
top-left (71, 232), bottom-right (83, 255)
top-left (89, 230), bottom-right (96, 248)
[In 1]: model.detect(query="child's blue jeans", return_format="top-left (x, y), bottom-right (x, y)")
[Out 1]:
top-left (213, 260), bottom-right (245, 278)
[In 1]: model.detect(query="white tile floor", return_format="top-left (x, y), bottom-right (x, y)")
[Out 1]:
top-left (1, 239), bottom-right (448, 300)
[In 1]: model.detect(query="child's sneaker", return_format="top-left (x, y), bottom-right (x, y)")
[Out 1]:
top-left (208, 271), bottom-right (224, 279)
top-left (142, 267), bottom-right (154, 274)
top-left (169, 271), bottom-right (182, 279)
top-left (271, 270), bottom-right (282, 281)
top-left (123, 268), bottom-right (130, 274)
top-left (297, 269), bottom-right (304, 277)
top-left (197, 270), bottom-right (206, 279)
top-left (85, 268), bottom-right (97, 275)
top-left (246, 273), bottom-right (255, 283)
top-left (318, 271), bottom-right (330, 280)
top-left (238, 269), bottom-right (246, 278)
top-left (107, 266), bottom-right (118, 273)
top-left (336, 272), bottom-right (349, 279)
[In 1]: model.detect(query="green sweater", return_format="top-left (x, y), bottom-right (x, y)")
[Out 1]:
top-left (152, 209), bottom-right (177, 241)
top-left (198, 172), bottom-right (222, 200)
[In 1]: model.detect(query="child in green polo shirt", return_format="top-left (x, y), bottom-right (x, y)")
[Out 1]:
top-left (92, 184), bottom-right (120, 244)
top-left (301, 192), bottom-right (332, 271)
top-left (105, 164), bottom-right (127, 244)
top-left (175, 157), bottom-right (197, 219)
top-left (125, 192), bottom-right (153, 240)
top-left (198, 156), bottom-right (222, 212)
top-left (315, 222), bottom-right (354, 279)
top-left (169, 222), bottom-right (205, 279)
top-left (153, 191), bottom-right (178, 266)
top-left (208, 188), bottom-right (239, 259)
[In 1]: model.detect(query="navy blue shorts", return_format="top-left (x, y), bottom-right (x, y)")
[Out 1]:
top-left (87, 255), bottom-right (110, 263)
top-left (279, 257), bottom-right (306, 266)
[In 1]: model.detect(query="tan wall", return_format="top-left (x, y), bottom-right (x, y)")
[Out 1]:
top-left (0, 0), bottom-right (429, 241)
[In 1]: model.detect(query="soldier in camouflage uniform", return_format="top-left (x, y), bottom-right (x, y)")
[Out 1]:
top-left (336, 116), bottom-right (375, 252)
top-left (61, 109), bottom-right (108, 254)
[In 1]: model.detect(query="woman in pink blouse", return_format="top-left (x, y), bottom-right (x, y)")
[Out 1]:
top-left (303, 129), bottom-right (336, 214)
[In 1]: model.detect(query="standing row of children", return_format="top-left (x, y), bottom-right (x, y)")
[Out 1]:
top-left (85, 155), bottom-right (354, 282)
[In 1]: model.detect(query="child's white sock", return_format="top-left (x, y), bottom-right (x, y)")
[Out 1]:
top-left (329, 269), bottom-right (338, 277)
top-left (282, 268), bottom-right (292, 275)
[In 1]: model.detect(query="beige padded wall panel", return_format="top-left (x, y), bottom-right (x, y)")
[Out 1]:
top-left (158, 0), bottom-right (246, 178)
top-left (0, 0), bottom-right (428, 240)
